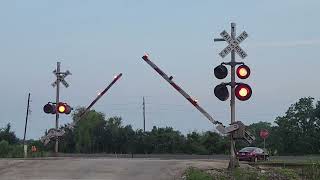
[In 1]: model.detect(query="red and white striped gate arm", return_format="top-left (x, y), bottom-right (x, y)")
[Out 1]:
top-left (141, 54), bottom-right (222, 126)
top-left (79, 73), bottom-right (123, 119)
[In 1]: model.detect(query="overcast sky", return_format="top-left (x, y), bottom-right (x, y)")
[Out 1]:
top-left (0, 0), bottom-right (319, 139)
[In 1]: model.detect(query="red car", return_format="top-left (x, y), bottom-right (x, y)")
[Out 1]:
top-left (236, 147), bottom-right (269, 162)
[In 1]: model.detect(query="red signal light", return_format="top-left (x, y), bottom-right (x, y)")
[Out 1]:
top-left (236, 65), bottom-right (250, 79)
top-left (235, 84), bottom-right (252, 101)
top-left (57, 103), bottom-right (72, 114)
top-left (58, 104), bottom-right (66, 113)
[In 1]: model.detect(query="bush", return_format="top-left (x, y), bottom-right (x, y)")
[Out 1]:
top-left (0, 140), bottom-right (9, 157)
top-left (8, 145), bottom-right (23, 158)
top-left (273, 168), bottom-right (299, 180)
top-left (300, 163), bottom-right (320, 180)
top-left (185, 167), bottom-right (212, 180)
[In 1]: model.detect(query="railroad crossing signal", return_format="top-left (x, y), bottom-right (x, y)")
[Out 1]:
top-left (46, 62), bottom-right (72, 153)
top-left (213, 23), bottom-right (255, 170)
top-left (43, 102), bottom-right (72, 114)
top-left (213, 39), bottom-right (252, 101)
top-left (40, 73), bottom-right (123, 146)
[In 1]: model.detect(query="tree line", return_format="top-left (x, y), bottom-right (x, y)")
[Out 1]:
top-left (1, 97), bottom-right (320, 157)
top-left (52, 107), bottom-right (230, 155)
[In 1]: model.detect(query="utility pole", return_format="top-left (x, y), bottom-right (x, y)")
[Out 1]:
top-left (143, 97), bottom-right (146, 132)
top-left (23, 93), bottom-right (31, 158)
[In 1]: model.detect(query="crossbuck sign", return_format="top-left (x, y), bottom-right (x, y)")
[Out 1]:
top-left (51, 70), bottom-right (71, 88)
top-left (219, 30), bottom-right (248, 59)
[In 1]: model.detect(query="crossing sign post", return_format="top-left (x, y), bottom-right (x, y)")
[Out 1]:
top-left (52, 62), bottom-right (71, 153)
top-left (214, 23), bottom-right (251, 170)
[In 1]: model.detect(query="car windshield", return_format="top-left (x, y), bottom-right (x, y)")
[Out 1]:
top-left (239, 147), bottom-right (256, 152)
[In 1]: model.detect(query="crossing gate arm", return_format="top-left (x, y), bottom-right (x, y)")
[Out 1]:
top-left (141, 54), bottom-right (236, 134)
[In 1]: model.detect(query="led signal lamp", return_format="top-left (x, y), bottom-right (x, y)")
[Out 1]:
top-left (236, 65), bottom-right (250, 79)
top-left (235, 83), bottom-right (252, 101)
top-left (57, 103), bottom-right (72, 114)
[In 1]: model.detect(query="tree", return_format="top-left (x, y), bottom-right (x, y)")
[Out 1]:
top-left (0, 123), bottom-right (18, 144)
top-left (0, 140), bottom-right (9, 157)
top-left (247, 122), bottom-right (271, 146)
top-left (72, 107), bottom-right (105, 153)
top-left (185, 131), bottom-right (208, 155)
top-left (200, 131), bottom-right (226, 154)
top-left (41, 98), bottom-right (320, 155)
top-left (274, 97), bottom-right (319, 154)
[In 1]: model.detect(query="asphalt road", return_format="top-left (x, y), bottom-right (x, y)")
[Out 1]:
top-left (0, 157), bottom-right (229, 180)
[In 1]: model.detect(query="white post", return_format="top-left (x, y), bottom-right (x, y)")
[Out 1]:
top-left (24, 145), bottom-right (28, 158)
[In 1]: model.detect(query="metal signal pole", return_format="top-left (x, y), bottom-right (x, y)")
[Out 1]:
top-left (229, 22), bottom-right (239, 169)
top-left (55, 62), bottom-right (61, 153)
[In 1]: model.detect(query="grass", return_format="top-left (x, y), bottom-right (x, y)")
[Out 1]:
top-left (232, 168), bottom-right (268, 180)
top-left (185, 167), bottom-right (212, 180)
top-left (299, 162), bottom-right (320, 180)
top-left (273, 168), bottom-right (299, 180)
top-left (184, 167), bottom-right (304, 180)
top-left (184, 160), bottom-right (320, 180)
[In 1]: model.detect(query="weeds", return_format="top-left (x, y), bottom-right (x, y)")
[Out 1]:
top-left (185, 167), bottom-right (212, 180)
